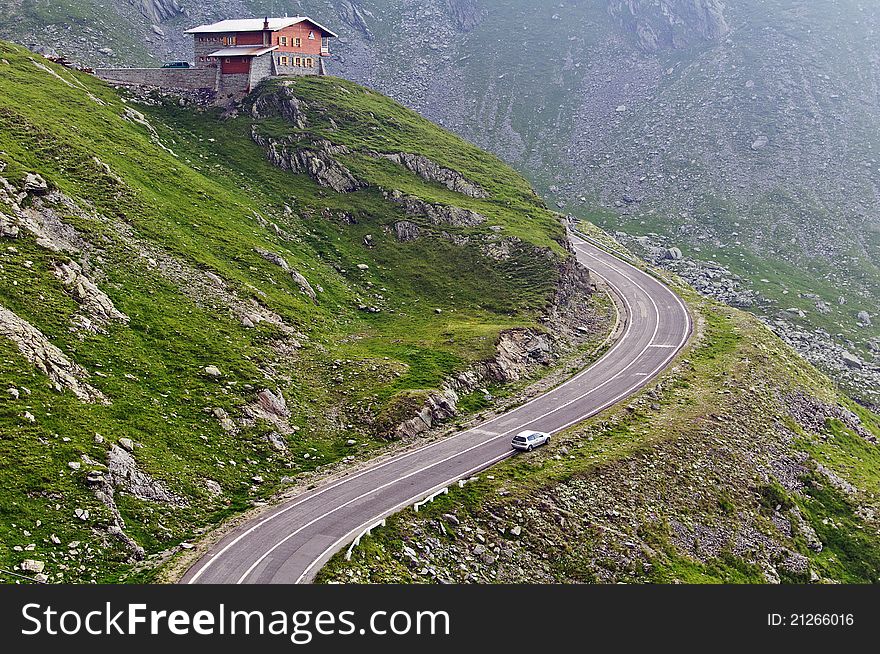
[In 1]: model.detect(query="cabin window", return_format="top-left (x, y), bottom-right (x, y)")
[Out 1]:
top-left (224, 58), bottom-right (230, 63)
top-left (280, 36), bottom-right (288, 45)
top-left (295, 37), bottom-right (301, 47)
top-left (321, 36), bottom-right (330, 51)
top-left (294, 56), bottom-right (301, 66)
top-left (280, 56), bottom-right (289, 65)
top-left (305, 58), bottom-right (314, 68)
top-left (308, 31), bottom-right (315, 40)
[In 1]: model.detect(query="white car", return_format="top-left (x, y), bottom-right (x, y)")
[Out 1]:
top-left (511, 430), bottom-right (551, 451)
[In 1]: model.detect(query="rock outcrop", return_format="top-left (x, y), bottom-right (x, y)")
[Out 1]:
top-left (385, 190), bottom-right (485, 227)
top-left (335, 0), bottom-right (375, 40)
top-left (254, 247), bottom-right (318, 300)
top-left (129, 0), bottom-right (182, 24)
top-left (392, 251), bottom-right (598, 439)
top-left (243, 388), bottom-right (297, 438)
top-left (377, 152), bottom-right (489, 198)
top-left (607, 0), bottom-right (729, 52)
top-left (106, 443), bottom-right (185, 505)
top-left (252, 131), bottom-right (364, 193)
top-left (392, 220), bottom-right (421, 242)
top-left (0, 305), bottom-right (108, 403)
top-left (445, 0), bottom-right (487, 31)
top-left (52, 259), bottom-right (129, 332)
top-left (249, 82), bottom-right (309, 129)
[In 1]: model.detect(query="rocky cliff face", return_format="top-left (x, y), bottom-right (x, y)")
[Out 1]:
top-left (607, 0), bottom-right (728, 51)
top-left (130, 0), bottom-right (183, 25)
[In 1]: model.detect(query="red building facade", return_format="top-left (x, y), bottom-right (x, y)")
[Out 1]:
top-left (185, 17), bottom-right (337, 94)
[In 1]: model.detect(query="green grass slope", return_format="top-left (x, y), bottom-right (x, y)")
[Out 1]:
top-left (0, 41), bottom-right (586, 582)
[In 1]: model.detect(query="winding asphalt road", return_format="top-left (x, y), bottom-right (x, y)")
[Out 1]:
top-left (182, 233), bottom-right (692, 584)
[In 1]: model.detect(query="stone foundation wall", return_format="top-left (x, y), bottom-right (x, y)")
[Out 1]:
top-left (95, 68), bottom-right (217, 91)
top-left (249, 56), bottom-right (274, 89)
top-left (219, 73), bottom-right (250, 97)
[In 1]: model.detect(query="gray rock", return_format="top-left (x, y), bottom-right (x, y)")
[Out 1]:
top-left (443, 513), bottom-right (460, 525)
top-left (266, 431), bottom-right (288, 451)
top-left (841, 351), bottom-right (863, 369)
top-left (24, 173), bottom-right (48, 193)
top-left (204, 365), bottom-right (222, 377)
top-left (118, 437), bottom-right (134, 452)
top-left (250, 82), bottom-right (309, 129)
top-left (252, 133), bottom-right (363, 193)
top-left (256, 389), bottom-right (290, 418)
top-left (20, 559), bottom-right (45, 573)
top-left (254, 248), bottom-right (317, 300)
top-left (857, 310), bottom-right (871, 326)
top-left (751, 135), bottom-right (769, 150)
top-left (0, 306), bottom-right (108, 404)
top-left (387, 190), bottom-right (485, 227)
top-left (107, 444), bottom-right (185, 505)
top-left (393, 220), bottom-right (421, 242)
top-left (378, 152), bottom-right (489, 198)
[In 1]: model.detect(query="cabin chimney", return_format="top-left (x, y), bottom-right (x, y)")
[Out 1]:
top-left (263, 16), bottom-right (269, 30)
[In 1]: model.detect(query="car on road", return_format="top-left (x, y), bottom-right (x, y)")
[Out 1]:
top-left (511, 430), bottom-right (551, 451)
top-left (161, 61), bottom-right (191, 68)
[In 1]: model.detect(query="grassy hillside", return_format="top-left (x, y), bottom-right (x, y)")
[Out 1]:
top-left (0, 40), bottom-right (597, 583)
top-left (318, 237), bottom-right (880, 584)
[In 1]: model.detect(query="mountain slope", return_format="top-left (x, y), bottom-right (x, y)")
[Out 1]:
top-left (0, 40), bottom-right (608, 582)
top-left (3, 0), bottom-right (875, 403)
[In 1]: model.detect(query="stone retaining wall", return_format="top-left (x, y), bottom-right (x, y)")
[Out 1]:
top-left (95, 67), bottom-right (218, 91)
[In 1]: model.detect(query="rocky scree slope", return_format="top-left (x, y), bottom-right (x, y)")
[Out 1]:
top-left (0, 42), bottom-right (607, 583)
top-left (318, 278), bottom-right (880, 585)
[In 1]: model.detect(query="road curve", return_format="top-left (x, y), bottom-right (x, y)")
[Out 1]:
top-left (182, 234), bottom-right (692, 584)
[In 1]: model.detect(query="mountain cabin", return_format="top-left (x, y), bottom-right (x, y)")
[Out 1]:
top-left (185, 16), bottom-right (337, 93)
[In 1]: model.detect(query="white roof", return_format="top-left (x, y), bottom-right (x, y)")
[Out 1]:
top-left (207, 46), bottom-right (278, 58)
top-left (186, 17), bottom-right (338, 38)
